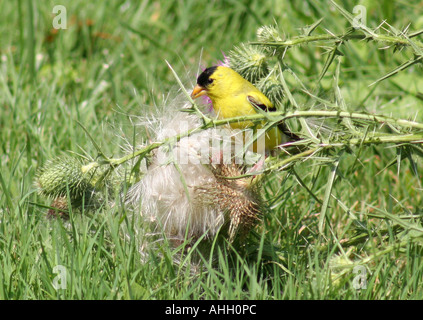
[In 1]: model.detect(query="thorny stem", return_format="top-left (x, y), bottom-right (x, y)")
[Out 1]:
top-left (264, 132), bottom-right (423, 174)
top-left (250, 31), bottom-right (423, 50)
top-left (211, 110), bottom-right (423, 131)
top-left (108, 125), bottom-right (204, 168)
top-left (106, 109), bottom-right (423, 170)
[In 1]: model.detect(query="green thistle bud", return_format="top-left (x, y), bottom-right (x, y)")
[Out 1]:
top-left (256, 25), bottom-right (283, 43)
top-left (256, 25), bottom-right (287, 56)
top-left (229, 43), bottom-right (268, 83)
top-left (35, 156), bottom-right (99, 200)
top-left (256, 69), bottom-right (285, 110)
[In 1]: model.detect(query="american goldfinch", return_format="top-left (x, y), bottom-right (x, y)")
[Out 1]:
top-left (190, 66), bottom-right (298, 151)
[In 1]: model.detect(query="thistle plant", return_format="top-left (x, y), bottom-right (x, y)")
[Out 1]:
top-left (125, 99), bottom-right (264, 245)
top-left (197, 159), bottom-right (263, 242)
top-left (34, 1), bottom-right (423, 274)
top-left (256, 65), bottom-right (285, 110)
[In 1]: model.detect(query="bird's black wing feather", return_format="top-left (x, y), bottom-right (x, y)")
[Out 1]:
top-left (247, 95), bottom-right (301, 141)
top-left (247, 95), bottom-right (269, 112)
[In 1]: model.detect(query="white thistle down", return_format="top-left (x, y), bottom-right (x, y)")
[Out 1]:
top-left (126, 92), bottom-right (263, 243)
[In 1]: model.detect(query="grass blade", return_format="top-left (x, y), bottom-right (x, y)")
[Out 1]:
top-left (319, 157), bottom-right (340, 234)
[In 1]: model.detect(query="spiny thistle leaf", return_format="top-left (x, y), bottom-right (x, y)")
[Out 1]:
top-left (369, 55), bottom-right (423, 86)
top-left (301, 17), bottom-right (324, 36)
top-left (330, 0), bottom-right (378, 37)
top-left (318, 45), bottom-right (344, 82)
top-left (409, 29), bottom-right (423, 39)
top-left (319, 157), bottom-right (340, 234)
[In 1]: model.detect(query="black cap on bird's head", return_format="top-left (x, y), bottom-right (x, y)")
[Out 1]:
top-left (197, 66), bottom-right (218, 87)
top-left (191, 66), bottom-right (218, 99)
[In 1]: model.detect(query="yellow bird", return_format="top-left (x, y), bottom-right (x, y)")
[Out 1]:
top-left (190, 66), bottom-right (298, 152)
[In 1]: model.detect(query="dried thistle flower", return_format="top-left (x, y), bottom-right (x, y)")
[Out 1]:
top-left (126, 94), bottom-right (264, 244)
top-left (196, 159), bottom-right (262, 242)
top-left (47, 196), bottom-right (69, 219)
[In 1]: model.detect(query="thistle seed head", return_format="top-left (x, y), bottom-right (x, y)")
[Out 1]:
top-left (126, 106), bottom-right (264, 244)
top-left (35, 155), bottom-right (120, 217)
top-left (47, 196), bottom-right (69, 219)
top-left (196, 160), bottom-right (262, 242)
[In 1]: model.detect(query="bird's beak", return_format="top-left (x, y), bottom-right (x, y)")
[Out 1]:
top-left (190, 85), bottom-right (207, 99)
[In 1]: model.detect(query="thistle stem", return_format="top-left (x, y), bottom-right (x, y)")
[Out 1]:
top-left (265, 133), bottom-right (423, 173)
top-left (211, 110), bottom-right (423, 131)
top-left (106, 110), bottom-right (423, 169)
top-left (108, 126), bottom-right (204, 168)
top-left (250, 31), bottom-right (423, 50)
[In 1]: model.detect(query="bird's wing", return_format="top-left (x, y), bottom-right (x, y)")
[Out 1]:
top-left (247, 94), bottom-right (300, 141)
top-left (247, 94), bottom-right (274, 112)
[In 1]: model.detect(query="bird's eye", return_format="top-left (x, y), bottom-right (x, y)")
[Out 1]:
top-left (207, 78), bottom-right (214, 85)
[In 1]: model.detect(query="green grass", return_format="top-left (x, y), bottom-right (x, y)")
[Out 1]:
top-left (1, 0), bottom-right (423, 300)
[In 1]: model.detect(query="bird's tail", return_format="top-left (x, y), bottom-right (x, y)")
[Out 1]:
top-left (277, 122), bottom-right (301, 142)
